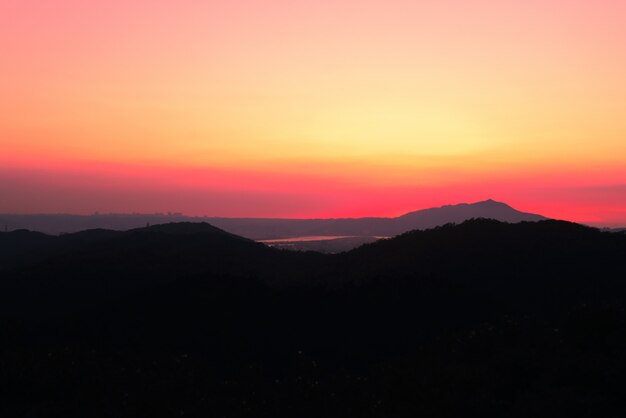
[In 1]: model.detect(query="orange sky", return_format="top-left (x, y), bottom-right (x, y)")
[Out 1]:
top-left (1, 0), bottom-right (626, 225)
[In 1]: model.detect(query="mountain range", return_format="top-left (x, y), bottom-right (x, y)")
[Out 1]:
top-left (0, 199), bottom-right (546, 240)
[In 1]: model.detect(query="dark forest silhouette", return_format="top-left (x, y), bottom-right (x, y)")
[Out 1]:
top-left (2, 219), bottom-right (626, 417)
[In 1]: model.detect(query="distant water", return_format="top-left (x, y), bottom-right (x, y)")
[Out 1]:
top-left (258, 236), bottom-right (356, 243)
top-left (258, 235), bottom-right (389, 243)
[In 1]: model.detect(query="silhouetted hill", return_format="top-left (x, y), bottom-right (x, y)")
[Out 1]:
top-left (341, 219), bottom-right (626, 309)
top-left (0, 229), bottom-right (125, 270)
top-left (0, 230), bottom-right (56, 270)
top-left (0, 200), bottom-right (547, 241)
top-left (137, 221), bottom-right (250, 238)
top-left (0, 222), bottom-right (319, 315)
top-left (394, 199), bottom-right (545, 232)
top-left (2, 219), bottom-right (626, 417)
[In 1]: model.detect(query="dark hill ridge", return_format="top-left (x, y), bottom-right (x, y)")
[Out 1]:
top-left (0, 222), bottom-right (256, 268)
top-left (135, 221), bottom-right (249, 238)
top-left (0, 199), bottom-right (546, 239)
top-left (1, 219), bottom-right (622, 311)
top-left (3, 219), bottom-right (626, 416)
top-left (0, 222), bottom-right (271, 273)
top-left (341, 219), bottom-right (623, 285)
top-left (0, 221), bottom-right (322, 315)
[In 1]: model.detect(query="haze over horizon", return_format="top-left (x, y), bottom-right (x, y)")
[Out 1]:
top-left (2, 1), bottom-right (626, 226)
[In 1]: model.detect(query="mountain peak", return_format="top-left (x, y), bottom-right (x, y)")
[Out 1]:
top-left (474, 199), bottom-right (511, 207)
top-left (396, 200), bottom-right (546, 231)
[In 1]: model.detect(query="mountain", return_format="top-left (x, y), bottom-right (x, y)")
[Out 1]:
top-left (148, 199), bottom-right (548, 239)
top-left (204, 199), bottom-right (547, 242)
top-left (0, 200), bottom-right (547, 240)
top-left (393, 198), bottom-right (545, 231)
top-left (2, 219), bottom-right (626, 416)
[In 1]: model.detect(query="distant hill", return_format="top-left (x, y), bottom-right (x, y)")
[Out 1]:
top-left (395, 199), bottom-right (545, 230)
top-left (0, 222), bottom-right (324, 314)
top-left (0, 200), bottom-right (546, 240)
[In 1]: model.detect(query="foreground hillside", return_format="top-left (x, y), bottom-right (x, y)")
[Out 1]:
top-left (1, 220), bottom-right (626, 417)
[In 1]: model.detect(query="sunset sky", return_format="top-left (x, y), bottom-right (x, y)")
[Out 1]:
top-left (2, 0), bottom-right (626, 225)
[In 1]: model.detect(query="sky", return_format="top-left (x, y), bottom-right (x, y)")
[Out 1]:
top-left (1, 0), bottom-right (626, 225)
